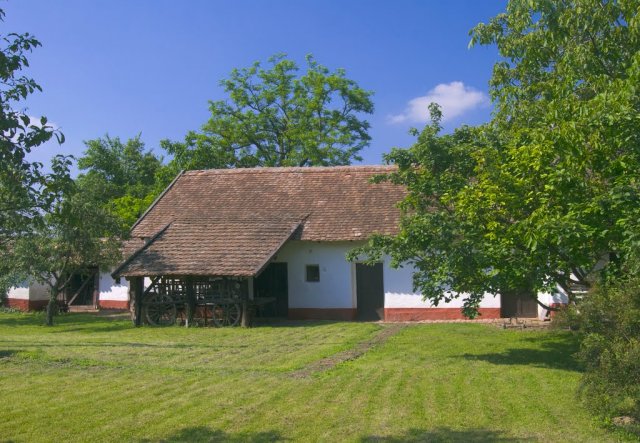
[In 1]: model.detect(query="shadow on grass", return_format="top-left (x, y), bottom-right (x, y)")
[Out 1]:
top-left (48, 322), bottom-right (134, 334)
top-left (0, 313), bottom-right (46, 327)
top-left (0, 349), bottom-right (17, 358)
top-left (140, 426), bottom-right (286, 442)
top-left (461, 332), bottom-right (581, 371)
top-left (0, 311), bottom-right (136, 333)
top-left (251, 319), bottom-right (345, 328)
top-left (361, 427), bottom-right (534, 442)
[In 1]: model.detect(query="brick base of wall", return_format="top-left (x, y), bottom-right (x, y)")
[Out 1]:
top-left (98, 300), bottom-right (129, 310)
top-left (5, 298), bottom-right (49, 311)
top-left (384, 307), bottom-right (502, 321)
top-left (288, 308), bottom-right (357, 321)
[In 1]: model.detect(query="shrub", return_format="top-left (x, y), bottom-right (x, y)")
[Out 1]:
top-left (576, 276), bottom-right (640, 429)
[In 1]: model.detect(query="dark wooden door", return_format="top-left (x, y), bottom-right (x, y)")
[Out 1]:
top-left (254, 263), bottom-right (288, 317)
top-left (356, 263), bottom-right (385, 320)
top-left (500, 293), bottom-right (538, 318)
top-left (65, 268), bottom-right (98, 306)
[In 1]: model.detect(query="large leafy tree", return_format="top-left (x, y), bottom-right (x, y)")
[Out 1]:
top-left (0, 9), bottom-right (64, 252)
top-left (76, 135), bottom-right (165, 233)
top-left (351, 0), bottom-right (640, 317)
top-left (13, 159), bottom-right (122, 325)
top-left (0, 8), bottom-right (68, 295)
top-left (163, 54), bottom-right (374, 169)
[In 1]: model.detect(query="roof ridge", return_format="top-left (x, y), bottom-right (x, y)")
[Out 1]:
top-left (172, 214), bottom-right (309, 224)
top-left (182, 165), bottom-right (396, 175)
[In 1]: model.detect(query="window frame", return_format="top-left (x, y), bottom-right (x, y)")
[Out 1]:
top-left (305, 264), bottom-right (320, 282)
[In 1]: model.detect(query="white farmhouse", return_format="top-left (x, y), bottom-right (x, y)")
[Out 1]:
top-left (7, 166), bottom-right (568, 321)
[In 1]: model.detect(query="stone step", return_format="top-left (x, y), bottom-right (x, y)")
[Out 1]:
top-left (67, 305), bottom-right (99, 313)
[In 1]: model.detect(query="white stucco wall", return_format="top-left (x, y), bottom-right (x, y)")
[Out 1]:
top-left (30, 281), bottom-right (50, 300)
top-left (98, 272), bottom-right (129, 302)
top-left (273, 241), bottom-right (500, 311)
top-left (276, 241), bottom-right (357, 309)
top-left (7, 280), bottom-right (49, 301)
top-left (7, 281), bottom-right (30, 300)
top-left (382, 259), bottom-right (500, 308)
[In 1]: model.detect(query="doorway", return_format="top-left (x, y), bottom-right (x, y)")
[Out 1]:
top-left (64, 268), bottom-right (99, 306)
top-left (254, 263), bottom-right (288, 317)
top-left (355, 263), bottom-right (385, 320)
top-left (500, 292), bottom-right (538, 318)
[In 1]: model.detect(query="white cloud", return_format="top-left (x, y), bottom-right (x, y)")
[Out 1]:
top-left (389, 81), bottom-right (488, 124)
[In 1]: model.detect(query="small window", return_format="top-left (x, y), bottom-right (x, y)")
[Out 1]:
top-left (306, 265), bottom-right (320, 282)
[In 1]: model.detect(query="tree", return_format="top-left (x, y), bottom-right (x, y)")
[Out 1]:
top-left (13, 157), bottom-right (122, 325)
top-left (162, 54), bottom-right (374, 169)
top-left (0, 8), bottom-right (65, 255)
top-left (76, 135), bottom-right (165, 233)
top-left (350, 0), bottom-right (640, 317)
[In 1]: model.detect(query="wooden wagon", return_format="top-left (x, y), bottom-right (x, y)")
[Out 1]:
top-left (136, 276), bottom-right (273, 327)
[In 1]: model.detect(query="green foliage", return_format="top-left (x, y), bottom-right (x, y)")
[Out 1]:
top-left (14, 159), bottom-right (122, 325)
top-left (163, 54), bottom-right (374, 169)
top-left (469, 0), bottom-right (640, 280)
top-left (76, 135), bottom-right (165, 233)
top-left (352, 0), bottom-right (640, 316)
top-left (576, 275), bottom-right (640, 427)
top-left (0, 8), bottom-right (65, 252)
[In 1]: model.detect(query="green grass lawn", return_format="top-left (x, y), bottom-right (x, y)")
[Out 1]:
top-left (0, 312), bottom-right (629, 442)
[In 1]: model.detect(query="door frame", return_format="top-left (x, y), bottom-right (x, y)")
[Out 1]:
top-left (352, 261), bottom-right (385, 321)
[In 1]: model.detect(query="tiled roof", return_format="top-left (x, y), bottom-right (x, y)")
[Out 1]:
top-left (115, 216), bottom-right (303, 277)
top-left (116, 166), bottom-right (405, 277)
top-left (131, 165), bottom-right (404, 241)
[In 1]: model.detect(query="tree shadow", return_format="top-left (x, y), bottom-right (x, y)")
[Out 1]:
top-left (251, 319), bottom-right (344, 328)
top-left (0, 349), bottom-right (17, 359)
top-left (361, 427), bottom-right (535, 442)
top-left (48, 322), bottom-right (134, 334)
top-left (0, 311), bottom-right (134, 332)
top-left (461, 333), bottom-right (581, 371)
top-left (0, 314), bottom-right (45, 327)
top-left (139, 426), bottom-right (286, 442)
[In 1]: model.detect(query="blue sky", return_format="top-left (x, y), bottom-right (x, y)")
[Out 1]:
top-left (5, 0), bottom-right (505, 170)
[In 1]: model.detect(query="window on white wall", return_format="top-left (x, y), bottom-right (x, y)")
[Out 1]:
top-left (306, 265), bottom-right (320, 282)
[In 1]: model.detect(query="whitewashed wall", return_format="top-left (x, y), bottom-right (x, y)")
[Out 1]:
top-left (30, 281), bottom-right (49, 300)
top-left (273, 240), bottom-right (500, 311)
top-left (276, 241), bottom-right (356, 309)
top-left (7, 282), bottom-right (30, 300)
top-left (98, 272), bottom-right (129, 303)
top-left (382, 260), bottom-right (500, 308)
top-left (7, 280), bottom-right (49, 301)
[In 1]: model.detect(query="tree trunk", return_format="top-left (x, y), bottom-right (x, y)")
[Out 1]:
top-left (46, 286), bottom-right (58, 326)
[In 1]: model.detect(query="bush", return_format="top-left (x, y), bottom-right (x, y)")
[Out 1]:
top-left (550, 303), bottom-right (581, 331)
top-left (576, 276), bottom-right (640, 429)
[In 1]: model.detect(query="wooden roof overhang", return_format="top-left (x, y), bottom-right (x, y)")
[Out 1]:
top-left (112, 215), bottom-right (304, 279)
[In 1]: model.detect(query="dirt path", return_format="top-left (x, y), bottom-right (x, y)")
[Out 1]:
top-left (292, 323), bottom-right (407, 378)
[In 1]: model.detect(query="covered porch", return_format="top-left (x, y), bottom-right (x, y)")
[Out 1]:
top-left (112, 215), bottom-right (303, 327)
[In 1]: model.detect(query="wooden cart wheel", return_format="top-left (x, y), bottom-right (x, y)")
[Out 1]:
top-left (143, 292), bottom-right (177, 326)
top-left (211, 303), bottom-right (241, 327)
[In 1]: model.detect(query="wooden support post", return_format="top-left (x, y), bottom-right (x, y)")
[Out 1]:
top-left (241, 279), bottom-right (251, 328)
top-left (185, 277), bottom-right (195, 328)
top-left (241, 300), bottom-right (250, 328)
top-left (129, 277), bottom-right (144, 327)
top-left (92, 268), bottom-right (100, 309)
